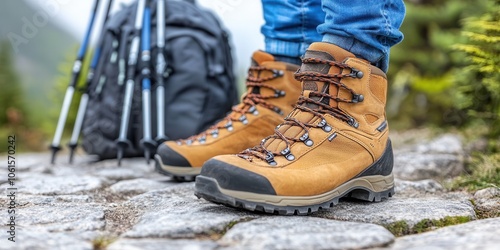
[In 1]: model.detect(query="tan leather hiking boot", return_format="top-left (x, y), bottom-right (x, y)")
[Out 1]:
top-left (154, 51), bottom-right (302, 180)
top-left (195, 42), bottom-right (394, 214)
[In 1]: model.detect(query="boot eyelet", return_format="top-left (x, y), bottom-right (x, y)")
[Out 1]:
top-left (352, 94), bottom-right (364, 103)
top-left (280, 148), bottom-right (290, 155)
top-left (248, 106), bottom-right (259, 116)
top-left (272, 69), bottom-right (284, 77)
top-left (350, 68), bottom-right (364, 79)
top-left (280, 148), bottom-right (295, 161)
top-left (274, 90), bottom-right (286, 97)
top-left (198, 136), bottom-right (206, 144)
top-left (299, 133), bottom-right (309, 141)
top-left (299, 133), bottom-right (314, 147)
top-left (318, 119), bottom-right (326, 128)
top-left (211, 130), bottom-right (219, 138)
top-left (347, 118), bottom-right (359, 128)
top-left (265, 153), bottom-right (277, 166)
top-left (322, 125), bottom-right (332, 132)
top-left (225, 121), bottom-right (234, 131)
top-left (239, 115), bottom-right (248, 125)
top-left (273, 107), bottom-right (283, 115)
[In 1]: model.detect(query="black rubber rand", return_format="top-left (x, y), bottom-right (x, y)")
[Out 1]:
top-left (194, 140), bottom-right (395, 215)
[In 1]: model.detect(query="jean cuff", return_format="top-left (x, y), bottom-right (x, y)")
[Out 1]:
top-left (265, 38), bottom-right (310, 58)
top-left (322, 34), bottom-right (389, 73)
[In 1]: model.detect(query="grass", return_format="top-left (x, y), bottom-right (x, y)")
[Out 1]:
top-left (385, 216), bottom-right (472, 237)
top-left (447, 153), bottom-right (500, 191)
top-left (92, 236), bottom-right (116, 250)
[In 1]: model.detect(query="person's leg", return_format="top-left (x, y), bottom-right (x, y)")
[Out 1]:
top-left (261, 0), bottom-right (324, 65)
top-left (318, 0), bottom-right (405, 72)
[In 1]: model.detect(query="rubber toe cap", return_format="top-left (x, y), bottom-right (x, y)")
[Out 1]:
top-left (156, 143), bottom-right (191, 167)
top-left (200, 158), bottom-right (277, 195)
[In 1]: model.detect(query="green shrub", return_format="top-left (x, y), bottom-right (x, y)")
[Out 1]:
top-left (453, 0), bottom-right (500, 143)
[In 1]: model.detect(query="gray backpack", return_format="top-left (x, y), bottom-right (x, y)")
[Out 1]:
top-left (82, 0), bottom-right (237, 159)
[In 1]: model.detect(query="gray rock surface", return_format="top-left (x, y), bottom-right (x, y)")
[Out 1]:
top-left (4, 132), bottom-right (499, 250)
top-left (108, 239), bottom-right (218, 250)
top-left (387, 217), bottom-right (500, 250)
top-left (0, 174), bottom-right (105, 195)
top-left (122, 183), bottom-right (256, 239)
top-left (315, 196), bottom-right (476, 229)
top-left (109, 178), bottom-right (175, 195)
top-left (395, 179), bottom-right (444, 197)
top-left (17, 203), bottom-right (105, 232)
top-left (0, 229), bottom-right (95, 250)
top-left (473, 187), bottom-right (500, 218)
top-left (393, 134), bottom-right (465, 180)
top-left (219, 217), bottom-right (395, 250)
top-left (414, 134), bottom-right (463, 155)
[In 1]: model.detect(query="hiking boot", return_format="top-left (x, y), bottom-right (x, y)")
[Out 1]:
top-left (195, 42), bottom-right (395, 214)
top-left (154, 51), bottom-right (302, 180)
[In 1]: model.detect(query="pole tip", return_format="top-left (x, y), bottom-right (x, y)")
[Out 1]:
top-left (50, 145), bottom-right (61, 164)
top-left (68, 143), bottom-right (77, 164)
top-left (117, 149), bottom-right (123, 166)
top-left (145, 149), bottom-right (151, 164)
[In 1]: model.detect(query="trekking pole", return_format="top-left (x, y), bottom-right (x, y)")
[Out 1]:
top-left (116, 0), bottom-right (147, 165)
top-left (94, 38), bottom-right (118, 95)
top-left (117, 26), bottom-right (132, 87)
top-left (155, 0), bottom-right (169, 143)
top-left (68, 0), bottom-right (114, 164)
top-left (50, 0), bottom-right (101, 164)
top-left (140, 6), bottom-right (157, 163)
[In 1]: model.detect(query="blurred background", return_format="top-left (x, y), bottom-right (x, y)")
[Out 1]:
top-left (0, 0), bottom-right (498, 155)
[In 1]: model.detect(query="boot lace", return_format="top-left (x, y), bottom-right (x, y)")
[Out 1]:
top-left (238, 58), bottom-right (364, 165)
top-left (177, 66), bottom-right (286, 145)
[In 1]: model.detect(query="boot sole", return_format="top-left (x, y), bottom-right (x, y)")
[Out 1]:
top-left (195, 173), bottom-right (394, 215)
top-left (154, 154), bottom-right (201, 181)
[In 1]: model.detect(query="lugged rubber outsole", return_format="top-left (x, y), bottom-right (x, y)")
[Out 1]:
top-left (194, 175), bottom-right (395, 215)
top-left (154, 155), bottom-right (198, 182)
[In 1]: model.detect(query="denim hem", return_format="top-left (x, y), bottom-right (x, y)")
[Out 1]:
top-left (265, 38), bottom-right (310, 58)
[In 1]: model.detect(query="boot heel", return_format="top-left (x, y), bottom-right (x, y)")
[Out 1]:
top-left (347, 186), bottom-right (395, 202)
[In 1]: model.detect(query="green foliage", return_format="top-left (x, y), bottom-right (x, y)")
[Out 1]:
top-left (0, 41), bottom-right (25, 152)
top-left (0, 41), bottom-right (47, 152)
top-left (453, 1), bottom-right (500, 140)
top-left (387, 0), bottom-right (489, 129)
top-left (413, 216), bottom-right (471, 234)
top-left (0, 41), bottom-right (25, 126)
top-left (385, 221), bottom-right (410, 237)
top-left (0, 40), bottom-right (92, 152)
top-left (448, 153), bottom-right (500, 191)
top-left (385, 216), bottom-right (472, 237)
top-left (92, 236), bottom-right (116, 250)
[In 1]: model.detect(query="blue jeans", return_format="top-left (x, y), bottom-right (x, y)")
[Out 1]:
top-left (261, 0), bottom-right (405, 72)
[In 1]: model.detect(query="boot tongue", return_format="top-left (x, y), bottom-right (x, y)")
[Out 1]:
top-left (248, 51), bottom-right (275, 96)
top-left (301, 43), bottom-right (355, 109)
top-left (251, 50), bottom-right (275, 66)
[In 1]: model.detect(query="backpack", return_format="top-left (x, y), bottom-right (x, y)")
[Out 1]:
top-left (82, 0), bottom-right (237, 160)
